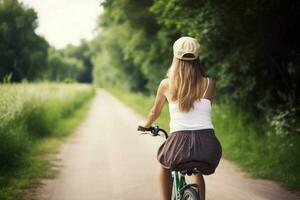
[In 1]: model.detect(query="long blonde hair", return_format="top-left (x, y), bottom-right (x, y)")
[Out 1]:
top-left (167, 55), bottom-right (207, 112)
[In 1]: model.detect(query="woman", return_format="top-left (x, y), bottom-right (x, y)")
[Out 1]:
top-left (138, 36), bottom-right (222, 200)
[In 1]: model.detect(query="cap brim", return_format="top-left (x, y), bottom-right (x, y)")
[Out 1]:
top-left (174, 55), bottom-right (199, 61)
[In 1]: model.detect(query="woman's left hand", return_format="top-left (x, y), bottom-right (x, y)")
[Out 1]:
top-left (137, 121), bottom-right (151, 131)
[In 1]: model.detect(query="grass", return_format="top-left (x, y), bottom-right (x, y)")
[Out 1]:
top-left (0, 82), bottom-right (95, 200)
top-left (105, 85), bottom-right (300, 191)
top-left (213, 103), bottom-right (300, 190)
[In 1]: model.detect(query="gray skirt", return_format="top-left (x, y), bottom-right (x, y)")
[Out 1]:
top-left (157, 128), bottom-right (222, 175)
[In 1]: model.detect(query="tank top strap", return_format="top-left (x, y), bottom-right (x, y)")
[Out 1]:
top-left (202, 77), bottom-right (209, 98)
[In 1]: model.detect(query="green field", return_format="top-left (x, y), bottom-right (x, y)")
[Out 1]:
top-left (0, 82), bottom-right (95, 200)
top-left (107, 86), bottom-right (300, 191)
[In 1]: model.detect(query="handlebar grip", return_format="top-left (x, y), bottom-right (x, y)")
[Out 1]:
top-left (137, 125), bottom-right (168, 139)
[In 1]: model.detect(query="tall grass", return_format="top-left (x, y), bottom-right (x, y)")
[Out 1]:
top-left (106, 86), bottom-right (300, 191)
top-left (0, 82), bottom-right (95, 200)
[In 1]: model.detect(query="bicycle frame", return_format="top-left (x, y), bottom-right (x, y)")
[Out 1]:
top-left (172, 171), bottom-right (187, 199)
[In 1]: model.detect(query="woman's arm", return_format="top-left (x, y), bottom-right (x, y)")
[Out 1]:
top-left (139, 79), bottom-right (167, 128)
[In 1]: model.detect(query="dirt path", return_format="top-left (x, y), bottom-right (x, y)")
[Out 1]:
top-left (32, 89), bottom-right (300, 200)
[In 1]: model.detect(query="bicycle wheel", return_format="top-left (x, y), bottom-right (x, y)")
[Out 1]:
top-left (181, 187), bottom-right (200, 200)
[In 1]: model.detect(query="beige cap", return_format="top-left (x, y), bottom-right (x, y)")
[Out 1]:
top-left (173, 36), bottom-right (200, 60)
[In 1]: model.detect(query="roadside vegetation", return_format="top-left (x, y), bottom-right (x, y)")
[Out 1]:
top-left (1, 1), bottom-right (97, 199)
top-left (0, 1), bottom-right (98, 199)
top-left (0, 82), bottom-right (95, 200)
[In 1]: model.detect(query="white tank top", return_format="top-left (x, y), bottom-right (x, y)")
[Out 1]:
top-left (168, 77), bottom-right (214, 133)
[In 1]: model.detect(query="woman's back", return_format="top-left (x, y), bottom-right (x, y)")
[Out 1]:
top-left (164, 77), bottom-right (214, 133)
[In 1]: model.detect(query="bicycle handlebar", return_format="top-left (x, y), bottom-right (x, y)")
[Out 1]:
top-left (137, 125), bottom-right (168, 139)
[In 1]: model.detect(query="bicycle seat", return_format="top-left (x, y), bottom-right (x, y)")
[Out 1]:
top-left (173, 161), bottom-right (211, 175)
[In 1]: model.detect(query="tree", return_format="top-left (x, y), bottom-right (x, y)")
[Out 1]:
top-left (93, 0), bottom-right (178, 92)
top-left (46, 47), bottom-right (84, 82)
top-left (63, 40), bottom-right (93, 83)
top-left (0, 0), bottom-right (49, 82)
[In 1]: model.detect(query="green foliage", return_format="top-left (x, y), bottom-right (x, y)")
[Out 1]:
top-left (92, 0), bottom-right (178, 93)
top-left (0, 0), bottom-right (49, 82)
top-left (266, 100), bottom-right (300, 136)
top-left (0, 82), bottom-right (95, 169)
top-left (0, 82), bottom-right (94, 200)
top-left (46, 47), bottom-right (85, 82)
top-left (212, 102), bottom-right (300, 190)
top-left (0, 1), bottom-right (93, 83)
top-left (63, 40), bottom-right (94, 83)
top-left (93, 0), bottom-right (300, 136)
top-left (92, 23), bottom-right (149, 92)
top-left (150, 0), bottom-right (300, 135)
top-left (2, 72), bottom-right (12, 83)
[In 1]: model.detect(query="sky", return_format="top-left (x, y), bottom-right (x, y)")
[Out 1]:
top-left (20, 0), bottom-right (103, 49)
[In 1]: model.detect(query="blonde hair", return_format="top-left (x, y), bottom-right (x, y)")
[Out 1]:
top-left (167, 55), bottom-right (207, 112)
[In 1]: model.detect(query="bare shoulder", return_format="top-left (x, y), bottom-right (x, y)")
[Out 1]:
top-left (159, 78), bottom-right (169, 89)
top-left (160, 78), bottom-right (169, 85)
top-left (157, 78), bottom-right (169, 99)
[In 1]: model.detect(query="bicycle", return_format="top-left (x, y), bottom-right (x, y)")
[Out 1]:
top-left (138, 125), bottom-right (211, 200)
